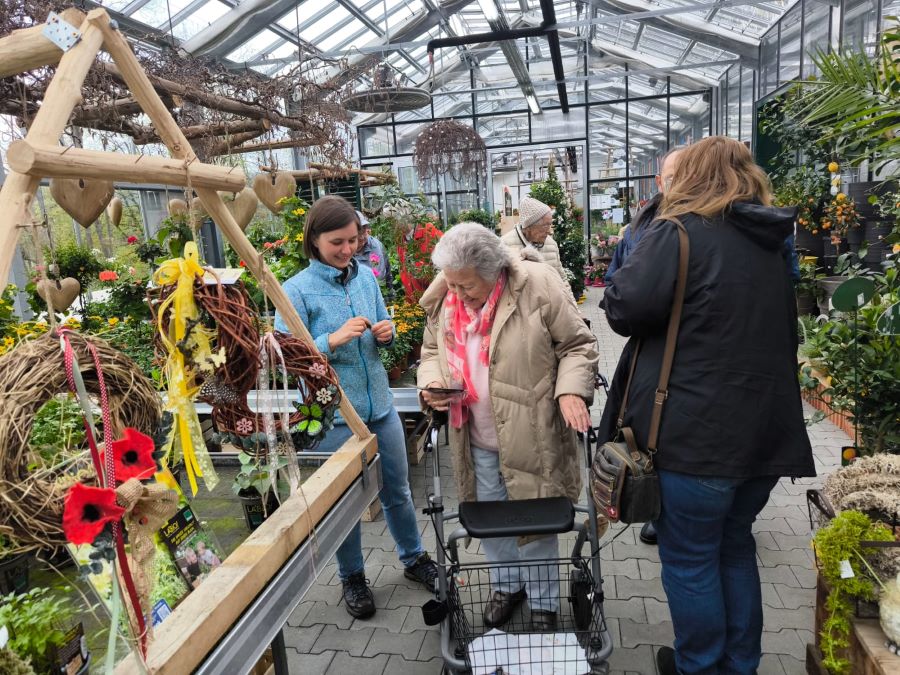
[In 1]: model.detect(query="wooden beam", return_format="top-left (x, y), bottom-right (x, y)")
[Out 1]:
top-left (226, 137), bottom-right (319, 154)
top-left (74, 94), bottom-right (181, 123)
top-left (205, 129), bottom-right (268, 157)
top-left (6, 141), bottom-right (247, 192)
top-left (116, 434), bottom-right (378, 674)
top-left (98, 61), bottom-right (336, 134)
top-left (93, 17), bottom-right (369, 440)
top-left (0, 8), bottom-right (86, 78)
top-left (0, 9), bottom-right (108, 286)
top-left (132, 118), bottom-right (272, 145)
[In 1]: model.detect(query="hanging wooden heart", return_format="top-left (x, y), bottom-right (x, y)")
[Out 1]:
top-left (219, 188), bottom-right (258, 231)
top-left (107, 196), bottom-right (123, 227)
top-left (36, 277), bottom-right (80, 312)
top-left (50, 178), bottom-right (115, 227)
top-left (168, 198), bottom-right (188, 216)
top-left (252, 172), bottom-right (296, 214)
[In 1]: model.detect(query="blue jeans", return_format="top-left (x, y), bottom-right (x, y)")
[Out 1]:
top-left (655, 470), bottom-right (779, 675)
top-left (313, 409), bottom-right (424, 580)
top-left (471, 446), bottom-right (560, 612)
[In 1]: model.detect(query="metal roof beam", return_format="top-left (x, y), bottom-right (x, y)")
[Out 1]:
top-left (593, 0), bottom-right (759, 66)
top-left (332, 0), bottom-right (427, 75)
top-left (538, 0), bottom-right (569, 112)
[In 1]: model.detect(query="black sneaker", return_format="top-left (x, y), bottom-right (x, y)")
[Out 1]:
top-left (341, 572), bottom-right (375, 619)
top-left (656, 646), bottom-right (678, 675)
top-left (403, 552), bottom-right (439, 592)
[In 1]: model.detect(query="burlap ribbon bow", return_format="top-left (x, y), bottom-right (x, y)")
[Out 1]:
top-left (115, 478), bottom-right (179, 632)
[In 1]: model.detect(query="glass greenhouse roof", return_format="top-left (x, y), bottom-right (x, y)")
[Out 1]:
top-left (90, 0), bottom-right (793, 124)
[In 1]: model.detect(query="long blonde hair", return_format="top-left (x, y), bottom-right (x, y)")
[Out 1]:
top-left (658, 136), bottom-right (773, 222)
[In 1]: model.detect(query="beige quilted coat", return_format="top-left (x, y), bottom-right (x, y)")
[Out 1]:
top-left (417, 258), bottom-right (598, 505)
top-left (501, 227), bottom-right (568, 283)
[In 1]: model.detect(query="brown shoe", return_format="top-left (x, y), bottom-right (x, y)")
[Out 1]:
top-left (530, 609), bottom-right (558, 632)
top-left (483, 588), bottom-right (526, 627)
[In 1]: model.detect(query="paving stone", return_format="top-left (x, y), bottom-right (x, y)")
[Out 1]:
top-left (790, 564), bottom-right (817, 589)
top-left (313, 624), bottom-right (374, 656)
top-left (637, 559), bottom-right (662, 579)
top-left (352, 606), bottom-right (410, 633)
top-left (604, 598), bottom-right (648, 623)
top-left (600, 559), bottom-right (641, 580)
top-left (325, 652), bottom-right (390, 675)
top-left (385, 584), bottom-right (434, 610)
top-left (762, 606), bottom-right (815, 632)
top-left (605, 644), bottom-right (657, 674)
top-left (385, 655), bottom-right (443, 674)
top-left (773, 583), bottom-right (816, 610)
top-left (613, 576), bottom-right (667, 602)
top-left (758, 652), bottom-right (787, 675)
top-left (754, 531), bottom-right (780, 551)
top-left (300, 601), bottom-right (355, 630)
top-left (757, 547), bottom-right (816, 568)
top-left (283, 624), bottom-right (324, 653)
top-left (287, 600), bottom-right (313, 627)
top-left (286, 648), bottom-right (335, 675)
top-left (771, 532), bottom-right (815, 551)
top-left (779, 654), bottom-right (808, 675)
top-left (362, 627), bottom-right (426, 658)
top-left (761, 583), bottom-right (784, 609)
top-left (758, 565), bottom-right (799, 586)
top-left (302, 581), bottom-right (344, 605)
top-left (643, 598), bottom-right (671, 625)
top-left (417, 629), bottom-right (442, 660)
top-left (612, 541), bottom-right (660, 563)
top-left (752, 518), bottom-right (797, 535)
top-left (761, 629), bottom-right (807, 660)
top-left (619, 618), bottom-right (675, 648)
top-left (400, 605), bottom-right (440, 634)
top-left (604, 616), bottom-right (621, 647)
top-left (374, 565), bottom-right (420, 591)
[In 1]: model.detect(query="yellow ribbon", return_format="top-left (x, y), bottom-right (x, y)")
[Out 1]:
top-left (154, 242), bottom-right (219, 495)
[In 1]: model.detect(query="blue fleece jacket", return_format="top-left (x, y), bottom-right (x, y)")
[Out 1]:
top-left (274, 259), bottom-right (394, 425)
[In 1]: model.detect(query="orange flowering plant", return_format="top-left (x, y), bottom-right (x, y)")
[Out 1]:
top-left (820, 192), bottom-right (861, 242)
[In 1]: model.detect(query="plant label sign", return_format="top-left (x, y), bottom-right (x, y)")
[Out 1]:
top-left (0, 624), bottom-right (7, 648)
top-left (840, 559), bottom-right (855, 579)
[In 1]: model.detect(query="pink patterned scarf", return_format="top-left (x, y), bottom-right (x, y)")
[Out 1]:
top-left (443, 270), bottom-right (507, 428)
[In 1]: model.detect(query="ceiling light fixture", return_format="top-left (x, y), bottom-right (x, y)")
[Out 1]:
top-left (526, 93), bottom-right (541, 115)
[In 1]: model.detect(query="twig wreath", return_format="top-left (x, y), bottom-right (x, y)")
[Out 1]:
top-left (152, 277), bottom-right (341, 454)
top-left (0, 331), bottom-right (161, 553)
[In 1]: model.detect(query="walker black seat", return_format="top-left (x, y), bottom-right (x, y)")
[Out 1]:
top-left (458, 497), bottom-right (574, 538)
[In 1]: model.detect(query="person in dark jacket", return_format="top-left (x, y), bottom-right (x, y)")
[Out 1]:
top-left (598, 136), bottom-right (815, 675)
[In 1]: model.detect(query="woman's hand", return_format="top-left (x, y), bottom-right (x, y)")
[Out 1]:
top-left (371, 319), bottom-right (394, 344)
top-left (328, 316), bottom-right (371, 351)
top-left (421, 381), bottom-right (452, 411)
top-left (559, 394), bottom-right (591, 433)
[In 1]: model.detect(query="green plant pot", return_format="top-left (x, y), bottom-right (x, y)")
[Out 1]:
top-left (237, 487), bottom-right (279, 531)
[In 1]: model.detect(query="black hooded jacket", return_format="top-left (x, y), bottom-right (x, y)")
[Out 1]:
top-left (597, 203), bottom-right (815, 478)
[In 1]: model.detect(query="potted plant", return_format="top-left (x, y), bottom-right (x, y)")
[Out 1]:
top-left (797, 258), bottom-right (820, 316)
top-left (233, 451), bottom-right (285, 531)
top-left (0, 586), bottom-right (91, 674)
top-left (812, 510), bottom-right (893, 674)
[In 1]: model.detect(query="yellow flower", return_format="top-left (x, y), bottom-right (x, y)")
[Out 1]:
top-left (277, 197), bottom-right (289, 204)
top-left (295, 233), bottom-right (304, 242)
top-left (292, 208), bottom-right (306, 216)
top-left (3, 336), bottom-right (13, 347)
top-left (836, 192), bottom-right (847, 203)
top-left (893, 243), bottom-right (900, 254)
top-left (828, 161), bottom-right (840, 173)
top-left (108, 317), bottom-right (120, 326)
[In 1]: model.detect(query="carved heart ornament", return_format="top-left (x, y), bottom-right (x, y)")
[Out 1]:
top-left (220, 188), bottom-right (258, 231)
top-left (107, 196), bottom-right (123, 227)
top-left (252, 172), bottom-right (296, 214)
top-left (36, 277), bottom-right (80, 312)
top-left (50, 178), bottom-right (115, 227)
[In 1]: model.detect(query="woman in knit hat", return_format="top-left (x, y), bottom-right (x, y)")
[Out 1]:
top-left (501, 195), bottom-right (567, 282)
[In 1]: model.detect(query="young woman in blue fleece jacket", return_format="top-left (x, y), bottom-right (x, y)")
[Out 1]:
top-left (274, 195), bottom-right (437, 619)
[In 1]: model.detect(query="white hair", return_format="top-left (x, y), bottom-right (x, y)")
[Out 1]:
top-left (432, 222), bottom-right (512, 281)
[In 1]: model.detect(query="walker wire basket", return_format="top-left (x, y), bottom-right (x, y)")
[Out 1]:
top-left (445, 556), bottom-right (609, 675)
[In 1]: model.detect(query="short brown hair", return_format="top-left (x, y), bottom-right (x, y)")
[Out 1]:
top-left (304, 195), bottom-right (361, 260)
top-left (658, 136), bottom-right (772, 222)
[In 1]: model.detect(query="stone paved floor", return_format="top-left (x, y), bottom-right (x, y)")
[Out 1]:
top-left (282, 286), bottom-right (842, 674)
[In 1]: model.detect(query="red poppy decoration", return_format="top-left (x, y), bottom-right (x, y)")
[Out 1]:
top-left (62, 483), bottom-right (125, 545)
top-left (105, 427), bottom-right (158, 483)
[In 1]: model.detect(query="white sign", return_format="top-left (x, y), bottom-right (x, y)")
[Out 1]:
top-left (612, 208), bottom-right (625, 224)
top-left (590, 195), bottom-right (603, 210)
top-left (598, 195), bottom-right (613, 210)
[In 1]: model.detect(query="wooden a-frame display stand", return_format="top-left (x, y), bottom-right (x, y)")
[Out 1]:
top-left (0, 9), bottom-right (377, 673)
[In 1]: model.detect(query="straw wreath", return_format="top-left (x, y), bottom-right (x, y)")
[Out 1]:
top-left (0, 331), bottom-right (161, 553)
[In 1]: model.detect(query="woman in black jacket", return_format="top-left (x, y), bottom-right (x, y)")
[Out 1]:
top-left (599, 136), bottom-right (814, 675)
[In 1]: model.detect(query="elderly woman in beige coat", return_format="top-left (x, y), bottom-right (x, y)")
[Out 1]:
top-left (500, 195), bottom-right (567, 282)
top-left (419, 223), bottom-right (598, 632)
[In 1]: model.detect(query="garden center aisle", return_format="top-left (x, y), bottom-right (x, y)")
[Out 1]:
top-left (282, 287), bottom-right (841, 675)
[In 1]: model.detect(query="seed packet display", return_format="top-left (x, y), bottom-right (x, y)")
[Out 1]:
top-left (159, 504), bottom-right (224, 589)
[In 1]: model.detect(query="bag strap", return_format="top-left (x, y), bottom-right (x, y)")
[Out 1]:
top-left (647, 220), bottom-right (690, 452)
top-left (613, 220), bottom-right (690, 452)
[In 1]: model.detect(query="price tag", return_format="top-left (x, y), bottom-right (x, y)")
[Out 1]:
top-left (0, 625), bottom-right (8, 648)
top-left (839, 559), bottom-right (854, 579)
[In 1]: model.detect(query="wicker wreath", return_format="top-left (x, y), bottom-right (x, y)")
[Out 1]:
top-left (0, 332), bottom-right (162, 553)
top-left (152, 279), bottom-right (341, 446)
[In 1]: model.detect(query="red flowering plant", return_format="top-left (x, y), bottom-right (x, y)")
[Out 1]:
top-left (92, 263), bottom-right (150, 324)
top-left (102, 427), bottom-right (159, 482)
top-left (62, 482), bottom-right (125, 546)
top-left (398, 220), bottom-right (443, 303)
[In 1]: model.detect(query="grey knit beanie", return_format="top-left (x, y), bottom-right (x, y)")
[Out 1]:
top-left (519, 196), bottom-right (552, 229)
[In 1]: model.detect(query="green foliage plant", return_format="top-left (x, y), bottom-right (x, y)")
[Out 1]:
top-left (232, 451), bottom-right (288, 498)
top-left (27, 395), bottom-right (85, 468)
top-left (0, 586), bottom-right (76, 671)
top-left (0, 647), bottom-right (35, 675)
top-left (529, 161), bottom-right (586, 298)
top-left (813, 510), bottom-right (893, 674)
top-left (454, 209), bottom-right (497, 232)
